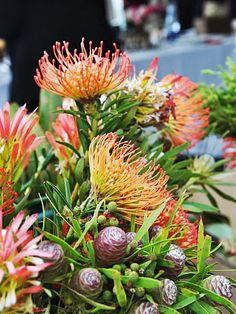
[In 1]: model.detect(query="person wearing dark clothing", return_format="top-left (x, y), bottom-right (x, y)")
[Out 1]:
top-left (0, 0), bottom-right (118, 110)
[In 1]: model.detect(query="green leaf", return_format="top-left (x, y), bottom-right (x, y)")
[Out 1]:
top-left (122, 276), bottom-right (162, 289)
top-left (56, 140), bottom-right (80, 158)
top-left (178, 281), bottom-right (236, 313)
top-left (208, 185), bottom-right (236, 203)
top-left (64, 285), bottom-right (116, 311)
top-left (74, 158), bottom-right (85, 184)
top-left (156, 143), bottom-right (189, 165)
top-left (189, 300), bottom-right (220, 314)
top-left (44, 181), bottom-right (73, 211)
top-left (158, 305), bottom-right (181, 313)
top-left (87, 241), bottom-right (96, 267)
top-left (134, 198), bottom-right (171, 243)
top-left (173, 295), bottom-right (199, 309)
top-left (113, 271), bottom-right (127, 308)
top-left (183, 201), bottom-right (219, 213)
top-left (74, 200), bottom-right (103, 249)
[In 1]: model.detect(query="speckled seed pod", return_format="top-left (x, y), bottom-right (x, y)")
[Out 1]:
top-left (157, 279), bottom-right (177, 306)
top-left (93, 226), bottom-right (127, 266)
top-left (126, 232), bottom-right (144, 248)
top-left (164, 244), bottom-right (186, 277)
top-left (131, 302), bottom-right (160, 314)
top-left (38, 240), bottom-right (66, 275)
top-left (149, 225), bottom-right (162, 239)
top-left (204, 275), bottom-right (233, 300)
top-left (71, 268), bottom-right (103, 298)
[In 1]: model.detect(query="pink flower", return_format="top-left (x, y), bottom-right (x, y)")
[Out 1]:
top-left (0, 210), bottom-right (51, 312)
top-left (46, 102), bottom-right (80, 174)
top-left (0, 103), bottom-right (43, 180)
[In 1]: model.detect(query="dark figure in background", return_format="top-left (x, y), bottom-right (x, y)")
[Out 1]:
top-left (0, 0), bottom-right (118, 110)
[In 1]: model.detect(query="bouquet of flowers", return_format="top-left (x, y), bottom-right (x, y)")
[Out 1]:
top-left (1, 38), bottom-right (235, 313)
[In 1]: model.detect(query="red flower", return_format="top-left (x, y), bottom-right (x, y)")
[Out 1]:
top-left (0, 168), bottom-right (17, 216)
top-left (161, 75), bottom-right (209, 148)
top-left (35, 38), bottom-right (132, 103)
top-left (154, 199), bottom-right (198, 249)
top-left (46, 102), bottom-right (80, 174)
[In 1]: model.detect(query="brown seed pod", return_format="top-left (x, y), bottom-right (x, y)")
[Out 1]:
top-left (126, 232), bottom-right (144, 248)
top-left (93, 226), bottom-right (127, 266)
top-left (204, 275), bottom-right (233, 300)
top-left (38, 240), bottom-right (67, 276)
top-left (149, 225), bottom-right (162, 239)
top-left (131, 302), bottom-right (160, 314)
top-left (164, 244), bottom-right (186, 277)
top-left (71, 268), bottom-right (103, 298)
top-left (157, 279), bottom-right (177, 306)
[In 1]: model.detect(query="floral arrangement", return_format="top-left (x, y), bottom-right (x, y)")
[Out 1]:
top-left (1, 38), bottom-right (236, 313)
top-left (201, 55), bottom-right (236, 169)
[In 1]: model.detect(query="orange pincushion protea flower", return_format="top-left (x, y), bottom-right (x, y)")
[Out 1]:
top-left (89, 133), bottom-right (172, 224)
top-left (161, 75), bottom-right (209, 148)
top-left (0, 168), bottom-right (17, 216)
top-left (35, 39), bottom-right (132, 104)
top-left (222, 137), bottom-right (236, 169)
top-left (0, 103), bottom-right (43, 180)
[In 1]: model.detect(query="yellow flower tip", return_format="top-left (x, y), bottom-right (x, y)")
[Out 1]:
top-left (89, 133), bottom-right (172, 223)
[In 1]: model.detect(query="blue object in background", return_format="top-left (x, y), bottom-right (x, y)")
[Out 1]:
top-left (0, 56), bottom-right (12, 108)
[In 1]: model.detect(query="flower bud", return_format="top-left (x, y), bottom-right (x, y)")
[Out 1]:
top-left (131, 302), bottom-right (160, 314)
top-left (149, 225), bottom-right (162, 239)
top-left (204, 275), bottom-right (233, 300)
top-left (70, 268), bottom-right (103, 298)
top-left (126, 232), bottom-right (144, 248)
top-left (93, 226), bottom-right (127, 266)
top-left (38, 241), bottom-right (67, 278)
top-left (164, 244), bottom-right (186, 277)
top-left (156, 279), bottom-right (177, 306)
top-left (107, 201), bottom-right (117, 212)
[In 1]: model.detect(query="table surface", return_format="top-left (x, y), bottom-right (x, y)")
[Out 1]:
top-left (127, 33), bottom-right (236, 85)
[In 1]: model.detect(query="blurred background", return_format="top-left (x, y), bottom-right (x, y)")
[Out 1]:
top-left (1, 0), bottom-right (236, 108)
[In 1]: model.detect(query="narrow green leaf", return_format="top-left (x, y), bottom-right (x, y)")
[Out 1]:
top-left (183, 201), bottom-right (219, 213)
top-left (114, 271), bottom-right (127, 308)
top-left (134, 198), bottom-right (171, 243)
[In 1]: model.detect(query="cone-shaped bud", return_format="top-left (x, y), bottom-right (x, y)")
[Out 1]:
top-left (164, 244), bottom-right (186, 277)
top-left (93, 226), bottom-right (127, 266)
top-left (157, 279), bottom-right (177, 305)
top-left (38, 241), bottom-right (67, 277)
top-left (126, 232), bottom-right (144, 248)
top-left (71, 268), bottom-right (103, 298)
top-left (149, 225), bottom-right (162, 239)
top-left (131, 302), bottom-right (160, 314)
top-left (204, 275), bottom-right (233, 300)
